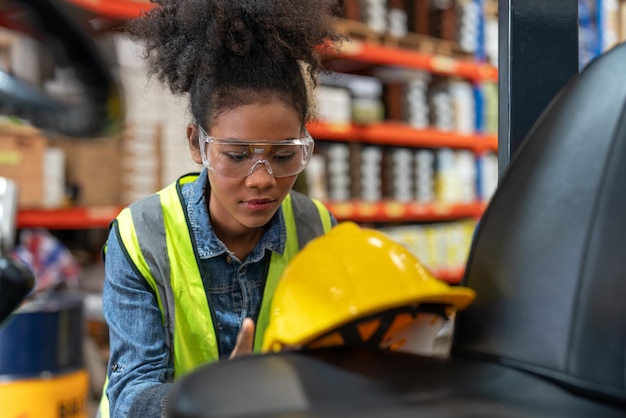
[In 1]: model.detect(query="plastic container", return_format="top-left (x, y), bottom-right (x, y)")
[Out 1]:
top-left (0, 292), bottom-right (84, 377)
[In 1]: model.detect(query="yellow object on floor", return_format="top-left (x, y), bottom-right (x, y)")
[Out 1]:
top-left (0, 368), bottom-right (88, 418)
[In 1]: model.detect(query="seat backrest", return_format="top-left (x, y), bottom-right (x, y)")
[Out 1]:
top-left (454, 42), bottom-right (626, 404)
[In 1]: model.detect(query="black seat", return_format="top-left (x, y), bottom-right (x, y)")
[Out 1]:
top-left (166, 42), bottom-right (626, 417)
top-left (453, 41), bottom-right (626, 406)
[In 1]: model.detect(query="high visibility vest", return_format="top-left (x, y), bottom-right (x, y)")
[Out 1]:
top-left (98, 173), bottom-right (332, 418)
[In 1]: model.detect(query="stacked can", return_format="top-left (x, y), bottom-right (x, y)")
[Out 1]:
top-left (388, 147), bottom-right (414, 202)
top-left (477, 150), bottom-right (498, 202)
top-left (482, 81), bottom-right (498, 135)
top-left (317, 72), bottom-right (384, 125)
top-left (457, 0), bottom-right (481, 53)
top-left (387, 3), bottom-right (408, 38)
top-left (415, 149), bottom-right (436, 203)
top-left (455, 149), bottom-right (477, 203)
top-left (429, 84), bottom-right (454, 131)
top-left (450, 80), bottom-right (476, 135)
top-left (360, 145), bottom-right (383, 202)
top-left (435, 148), bottom-right (458, 202)
top-left (326, 143), bottom-right (352, 201)
top-left (404, 74), bottom-right (431, 129)
top-left (485, 14), bottom-right (498, 67)
top-left (374, 68), bottom-right (431, 129)
top-left (305, 154), bottom-right (328, 201)
top-left (359, 0), bottom-right (387, 34)
top-left (314, 84), bottom-right (352, 126)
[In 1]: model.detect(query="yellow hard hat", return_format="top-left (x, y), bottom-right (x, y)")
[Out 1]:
top-left (262, 221), bottom-right (476, 353)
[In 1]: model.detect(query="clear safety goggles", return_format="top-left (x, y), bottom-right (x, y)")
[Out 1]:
top-left (198, 125), bottom-right (314, 178)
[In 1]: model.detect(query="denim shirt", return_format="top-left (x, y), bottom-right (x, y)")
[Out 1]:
top-left (102, 169), bottom-right (288, 418)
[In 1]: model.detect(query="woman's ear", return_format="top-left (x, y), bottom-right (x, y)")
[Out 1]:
top-left (187, 123), bottom-right (203, 165)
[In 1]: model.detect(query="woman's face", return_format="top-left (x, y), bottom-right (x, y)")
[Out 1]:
top-left (189, 100), bottom-right (302, 235)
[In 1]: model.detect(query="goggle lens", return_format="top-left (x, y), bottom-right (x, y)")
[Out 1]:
top-left (198, 125), bottom-right (313, 178)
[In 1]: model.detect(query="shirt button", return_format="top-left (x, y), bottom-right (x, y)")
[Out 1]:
top-left (225, 256), bottom-right (232, 264)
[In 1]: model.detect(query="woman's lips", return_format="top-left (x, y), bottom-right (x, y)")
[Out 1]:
top-left (242, 199), bottom-right (275, 211)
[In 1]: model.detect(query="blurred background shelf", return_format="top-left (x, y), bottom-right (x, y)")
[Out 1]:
top-left (308, 121), bottom-right (497, 152)
top-left (17, 206), bottom-right (122, 230)
top-left (66, 0), bottom-right (154, 19)
top-left (324, 200), bottom-right (485, 223)
top-left (16, 201), bottom-right (486, 230)
top-left (323, 36), bottom-right (497, 82)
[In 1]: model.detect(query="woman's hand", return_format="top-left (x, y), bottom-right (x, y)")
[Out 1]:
top-left (229, 317), bottom-right (255, 359)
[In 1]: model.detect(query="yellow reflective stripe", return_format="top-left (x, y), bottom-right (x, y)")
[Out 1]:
top-left (116, 209), bottom-right (151, 284)
top-left (158, 182), bottom-right (219, 376)
top-left (282, 194), bottom-right (301, 258)
top-left (99, 209), bottom-right (166, 418)
top-left (254, 194), bottom-right (299, 351)
top-left (178, 172), bottom-right (199, 186)
top-left (98, 174), bottom-right (206, 418)
top-left (116, 208), bottom-right (165, 316)
top-left (97, 376), bottom-right (110, 418)
top-left (312, 198), bottom-right (333, 232)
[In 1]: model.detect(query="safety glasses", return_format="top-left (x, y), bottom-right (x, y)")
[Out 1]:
top-left (198, 125), bottom-right (314, 178)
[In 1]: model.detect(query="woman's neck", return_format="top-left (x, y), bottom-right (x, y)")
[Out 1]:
top-left (214, 224), bottom-right (265, 261)
top-left (205, 187), bottom-right (268, 260)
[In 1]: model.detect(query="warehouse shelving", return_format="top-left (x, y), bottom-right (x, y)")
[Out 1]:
top-left (312, 4), bottom-right (497, 284)
top-left (10, 0), bottom-right (495, 283)
top-left (14, 1), bottom-right (497, 228)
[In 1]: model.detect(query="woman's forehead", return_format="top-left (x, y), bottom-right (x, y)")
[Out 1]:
top-left (209, 101), bottom-right (301, 140)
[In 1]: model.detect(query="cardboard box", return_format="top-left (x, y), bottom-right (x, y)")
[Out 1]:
top-left (0, 124), bottom-right (46, 208)
top-left (49, 135), bottom-right (122, 206)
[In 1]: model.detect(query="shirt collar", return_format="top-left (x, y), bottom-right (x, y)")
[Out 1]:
top-left (182, 168), bottom-right (286, 260)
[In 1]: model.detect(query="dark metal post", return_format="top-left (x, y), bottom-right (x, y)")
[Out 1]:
top-left (498, 0), bottom-right (579, 178)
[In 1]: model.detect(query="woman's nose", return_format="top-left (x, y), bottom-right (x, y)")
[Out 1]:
top-left (246, 159), bottom-right (274, 177)
top-left (245, 160), bottom-right (276, 188)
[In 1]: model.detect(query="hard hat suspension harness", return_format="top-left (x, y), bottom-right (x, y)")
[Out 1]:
top-left (305, 303), bottom-right (450, 350)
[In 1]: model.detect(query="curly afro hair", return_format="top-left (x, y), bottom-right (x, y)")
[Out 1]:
top-left (128, 0), bottom-right (343, 131)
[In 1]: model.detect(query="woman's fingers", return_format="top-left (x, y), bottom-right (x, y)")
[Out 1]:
top-left (229, 318), bottom-right (255, 359)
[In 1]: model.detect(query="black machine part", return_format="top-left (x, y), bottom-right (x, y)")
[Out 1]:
top-left (168, 348), bottom-right (625, 418)
top-left (0, 251), bottom-right (35, 326)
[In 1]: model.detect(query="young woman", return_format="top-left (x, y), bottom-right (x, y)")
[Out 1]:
top-left (99, 1), bottom-right (342, 416)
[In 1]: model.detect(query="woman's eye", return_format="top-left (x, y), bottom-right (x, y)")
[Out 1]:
top-left (274, 151), bottom-right (295, 163)
top-left (225, 151), bottom-right (248, 162)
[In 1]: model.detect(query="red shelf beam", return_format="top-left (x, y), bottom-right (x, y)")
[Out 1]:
top-left (308, 122), bottom-right (498, 153)
top-left (17, 201), bottom-right (486, 230)
top-left (325, 201), bottom-right (486, 223)
top-left (322, 40), bottom-right (498, 82)
top-left (65, 0), bottom-right (154, 19)
top-left (17, 206), bottom-right (123, 230)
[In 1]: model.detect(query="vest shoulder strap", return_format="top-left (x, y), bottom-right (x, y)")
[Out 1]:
top-left (289, 190), bottom-right (333, 248)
